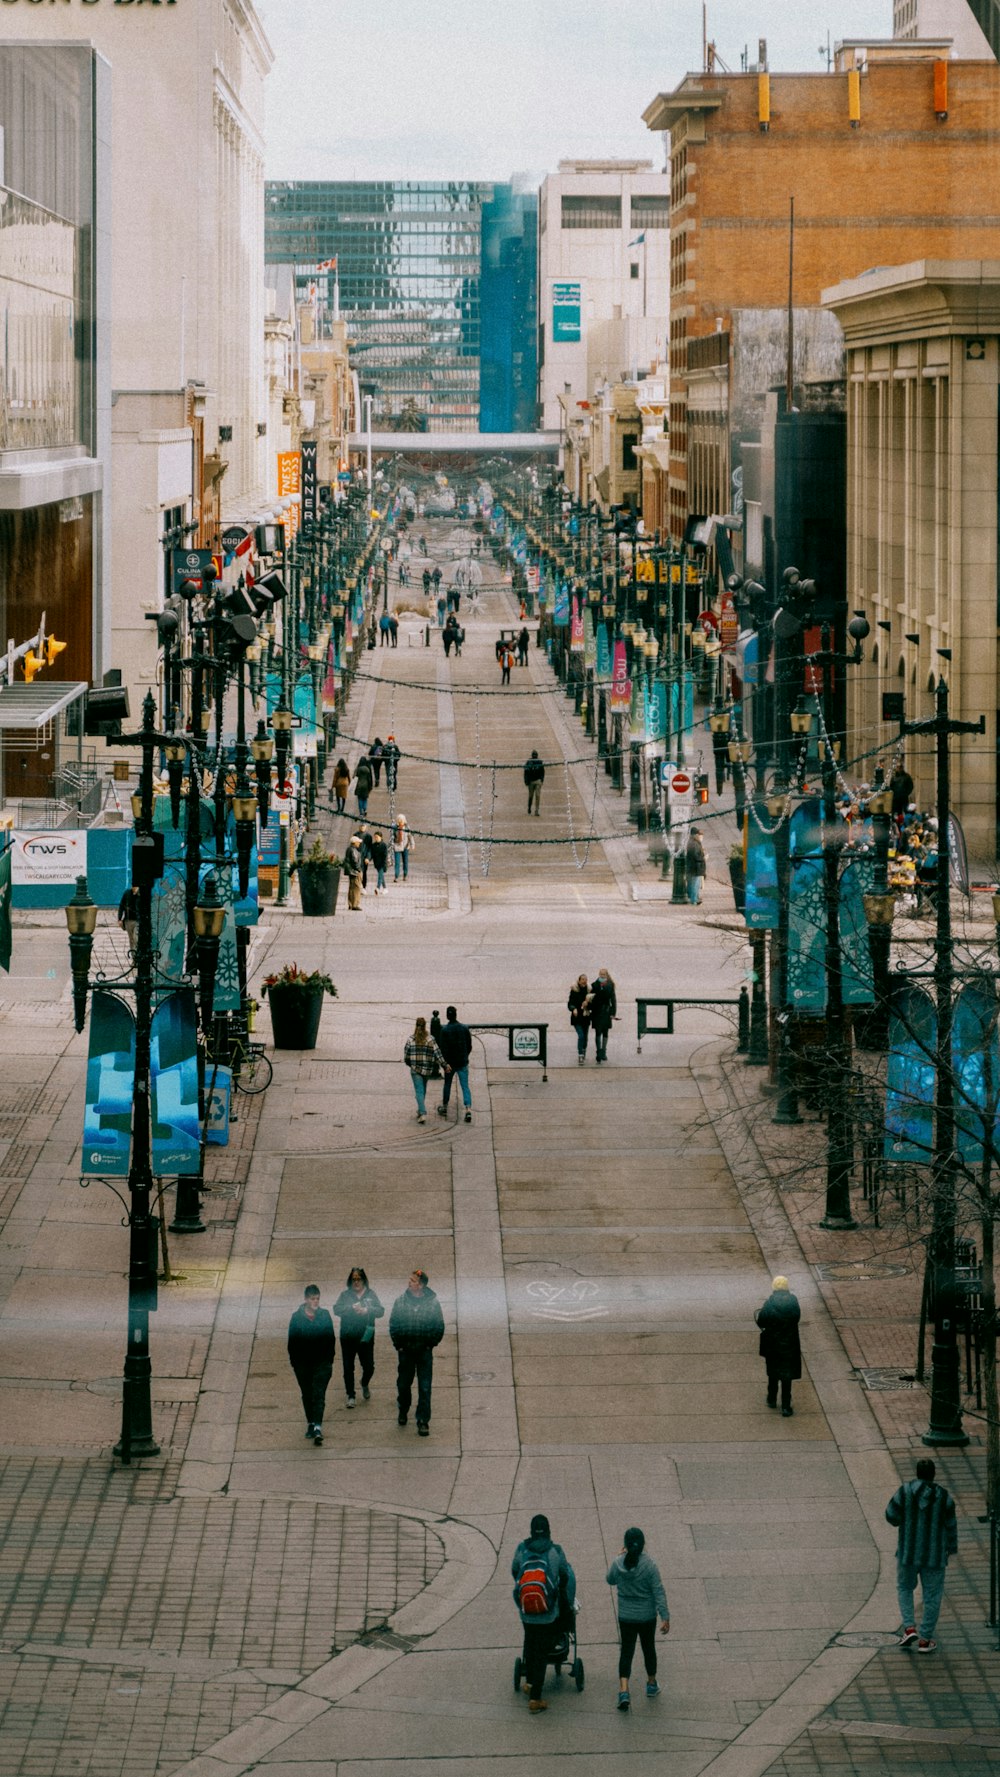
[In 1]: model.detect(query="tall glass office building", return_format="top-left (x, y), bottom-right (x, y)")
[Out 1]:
top-left (265, 180), bottom-right (537, 434)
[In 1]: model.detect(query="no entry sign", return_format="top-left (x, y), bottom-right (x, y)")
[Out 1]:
top-left (671, 771), bottom-right (692, 795)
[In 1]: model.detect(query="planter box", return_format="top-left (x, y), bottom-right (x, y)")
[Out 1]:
top-left (267, 983), bottom-right (326, 1050)
top-left (298, 864), bottom-right (340, 917)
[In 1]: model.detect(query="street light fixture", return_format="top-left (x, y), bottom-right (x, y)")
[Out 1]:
top-left (192, 874), bottom-right (226, 1036)
top-left (66, 875), bottom-right (98, 1033)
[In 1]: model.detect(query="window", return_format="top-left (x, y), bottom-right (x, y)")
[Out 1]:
top-left (560, 194), bottom-right (621, 230)
top-left (630, 195), bottom-right (670, 229)
top-left (630, 263), bottom-right (640, 280)
top-left (622, 432), bottom-right (639, 472)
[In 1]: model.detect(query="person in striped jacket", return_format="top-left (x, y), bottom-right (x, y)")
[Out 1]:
top-left (886, 1458), bottom-right (958, 1654)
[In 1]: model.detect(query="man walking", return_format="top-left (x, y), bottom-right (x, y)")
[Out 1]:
top-left (436, 1005), bottom-right (473, 1122)
top-left (287, 1284), bottom-right (335, 1445)
top-left (886, 1458), bottom-right (957, 1653)
top-left (686, 827), bottom-right (707, 904)
top-left (524, 750), bottom-right (545, 816)
top-left (383, 735), bottom-right (400, 792)
top-left (344, 833), bottom-right (364, 911)
top-left (511, 1514), bottom-right (576, 1714)
top-left (389, 1268), bottom-right (445, 1436)
top-left (500, 643), bottom-right (514, 686)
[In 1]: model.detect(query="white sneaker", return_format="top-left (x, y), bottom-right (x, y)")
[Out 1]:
top-left (346, 1397), bottom-right (356, 1408)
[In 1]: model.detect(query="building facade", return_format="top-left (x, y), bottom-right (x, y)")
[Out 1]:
top-left (894, 0), bottom-right (996, 55)
top-left (6, 0), bottom-right (272, 713)
top-left (264, 180), bottom-right (537, 435)
top-left (824, 259), bottom-right (1000, 860)
top-left (537, 160), bottom-right (670, 438)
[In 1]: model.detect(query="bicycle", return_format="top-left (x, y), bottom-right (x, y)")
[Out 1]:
top-left (228, 1032), bottom-right (273, 1095)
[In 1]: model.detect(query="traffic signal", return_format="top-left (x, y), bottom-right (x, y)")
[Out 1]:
top-left (22, 650), bottom-right (43, 683)
top-left (45, 636), bottom-right (67, 667)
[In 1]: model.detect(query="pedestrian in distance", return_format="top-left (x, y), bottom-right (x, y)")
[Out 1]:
top-left (517, 625), bottom-right (530, 666)
top-left (369, 738), bottom-right (384, 787)
top-left (370, 831), bottom-right (388, 894)
top-left (511, 1514), bottom-right (577, 1714)
top-left (287, 1284), bottom-right (335, 1445)
top-left (333, 1266), bottom-right (385, 1407)
top-left (392, 814), bottom-right (413, 881)
top-left (389, 614), bottom-right (399, 647)
top-left (379, 612), bottom-right (391, 647)
top-left (333, 758), bottom-right (350, 815)
top-left (383, 735), bottom-right (400, 792)
top-left (754, 1275), bottom-right (801, 1416)
top-left (117, 884), bottom-right (139, 957)
top-left (890, 760), bottom-right (915, 821)
top-left (454, 620), bottom-right (465, 658)
top-left (606, 1527), bottom-right (670, 1709)
top-left (443, 613), bottom-right (460, 657)
top-left (686, 826), bottom-right (707, 905)
top-left (358, 824), bottom-right (373, 892)
top-left (500, 643), bottom-right (514, 686)
top-left (354, 754), bottom-right (373, 817)
top-left (432, 565), bottom-right (442, 591)
top-left (419, 534), bottom-right (427, 556)
top-left (524, 750), bottom-right (545, 816)
top-left (389, 1266), bottom-right (445, 1434)
top-left (422, 567), bottom-right (432, 596)
top-left (887, 1458), bottom-right (957, 1654)
top-left (344, 833), bottom-right (364, 912)
top-left (436, 1004), bottom-right (473, 1122)
top-left (589, 968), bottom-right (618, 1064)
top-left (404, 1016), bottom-right (444, 1123)
top-left (568, 974), bottom-right (593, 1064)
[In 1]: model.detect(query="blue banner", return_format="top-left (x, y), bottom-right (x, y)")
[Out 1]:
top-left (81, 991), bottom-right (135, 1176)
top-left (150, 989), bottom-right (201, 1176)
top-left (553, 581), bottom-right (569, 626)
top-left (744, 805), bottom-right (779, 930)
top-left (885, 986), bottom-right (936, 1162)
top-left (596, 623), bottom-right (612, 679)
top-left (953, 979), bottom-right (1000, 1163)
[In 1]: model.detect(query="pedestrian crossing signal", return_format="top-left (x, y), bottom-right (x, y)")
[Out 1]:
top-left (46, 636), bottom-right (67, 667)
top-left (22, 650), bottom-right (43, 683)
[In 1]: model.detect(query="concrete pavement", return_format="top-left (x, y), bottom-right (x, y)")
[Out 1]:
top-left (0, 520), bottom-right (990, 1777)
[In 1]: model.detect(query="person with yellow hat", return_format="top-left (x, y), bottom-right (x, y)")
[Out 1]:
top-left (754, 1276), bottom-right (801, 1417)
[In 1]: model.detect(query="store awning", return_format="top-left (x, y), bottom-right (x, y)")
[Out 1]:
top-left (0, 682), bottom-right (88, 730)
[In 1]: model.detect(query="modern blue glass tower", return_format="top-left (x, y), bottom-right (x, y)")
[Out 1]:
top-left (265, 179), bottom-right (537, 434)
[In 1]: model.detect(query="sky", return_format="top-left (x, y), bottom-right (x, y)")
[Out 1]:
top-left (259, 0), bottom-right (891, 182)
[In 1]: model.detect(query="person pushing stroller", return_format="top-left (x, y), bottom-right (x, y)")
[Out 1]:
top-left (512, 1514), bottom-right (578, 1713)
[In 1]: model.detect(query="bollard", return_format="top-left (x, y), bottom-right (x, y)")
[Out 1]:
top-left (737, 986), bottom-right (750, 1053)
top-left (424, 624), bottom-right (430, 647)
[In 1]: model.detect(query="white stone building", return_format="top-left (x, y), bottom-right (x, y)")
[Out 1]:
top-left (893, 0), bottom-right (995, 55)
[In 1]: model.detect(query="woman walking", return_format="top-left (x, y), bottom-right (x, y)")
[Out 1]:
top-left (404, 1017), bottom-right (445, 1124)
top-left (606, 1527), bottom-right (670, 1711)
top-left (333, 758), bottom-right (351, 815)
top-left (590, 968), bottom-right (618, 1065)
top-left (393, 815), bottom-right (414, 881)
top-left (754, 1276), bottom-right (802, 1417)
top-left (333, 1267), bottom-right (385, 1407)
top-left (568, 974), bottom-right (593, 1065)
top-left (369, 739), bottom-right (385, 787)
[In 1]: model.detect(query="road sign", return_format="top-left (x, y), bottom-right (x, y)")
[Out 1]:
top-left (221, 526), bottom-right (250, 553)
top-left (671, 771), bottom-right (692, 795)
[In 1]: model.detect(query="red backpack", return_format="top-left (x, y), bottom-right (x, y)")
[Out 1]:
top-left (516, 1553), bottom-right (556, 1616)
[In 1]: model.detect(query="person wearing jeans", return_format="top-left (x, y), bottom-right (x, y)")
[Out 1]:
top-left (404, 1018), bottom-right (444, 1123)
top-left (286, 1285), bottom-right (336, 1446)
top-left (686, 827), bottom-right (706, 905)
top-left (393, 816), bottom-right (412, 880)
top-left (886, 1459), bottom-right (957, 1652)
top-left (389, 1268), bottom-right (445, 1434)
top-left (436, 1005), bottom-right (473, 1122)
top-left (568, 975), bottom-right (592, 1064)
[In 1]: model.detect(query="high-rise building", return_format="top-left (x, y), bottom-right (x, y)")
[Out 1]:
top-left (894, 0), bottom-right (996, 55)
top-left (264, 180), bottom-right (538, 434)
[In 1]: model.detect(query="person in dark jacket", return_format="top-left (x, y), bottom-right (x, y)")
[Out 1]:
top-left (333, 1266), bottom-right (385, 1407)
top-left (511, 1514), bottom-right (577, 1713)
top-left (389, 1268), bottom-right (445, 1435)
top-left (890, 762), bottom-right (915, 820)
top-left (287, 1284), bottom-right (336, 1444)
top-left (436, 1004), bottom-right (473, 1121)
top-left (354, 756), bottom-right (373, 817)
top-left (886, 1458), bottom-right (957, 1652)
top-left (369, 738), bottom-right (385, 786)
top-left (517, 626), bottom-right (530, 666)
top-left (370, 831), bottom-right (389, 894)
top-left (606, 1527), bottom-right (670, 1709)
top-left (754, 1276), bottom-right (802, 1416)
top-left (568, 974), bottom-right (593, 1064)
top-left (443, 613), bottom-right (461, 657)
top-left (117, 885), bottom-right (139, 956)
top-left (344, 834), bottom-right (364, 911)
top-left (686, 827), bottom-right (707, 905)
top-left (589, 969), bottom-right (617, 1064)
top-left (524, 750), bottom-right (545, 816)
top-left (383, 736), bottom-right (400, 792)
top-left (388, 614), bottom-right (399, 647)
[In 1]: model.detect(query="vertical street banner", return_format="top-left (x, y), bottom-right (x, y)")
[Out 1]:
top-left (570, 597), bottom-right (585, 652)
top-left (596, 622), bottom-right (612, 680)
top-left (552, 280), bottom-right (582, 343)
top-left (277, 452), bottom-right (300, 500)
top-left (885, 985), bottom-right (936, 1162)
top-left (0, 845), bottom-right (12, 972)
top-left (150, 988), bottom-right (201, 1176)
top-left (300, 440), bottom-right (318, 526)
top-left (81, 990), bottom-right (136, 1177)
top-left (743, 804), bottom-right (779, 929)
top-left (553, 580), bottom-right (569, 626)
top-left (953, 977), bottom-right (1000, 1163)
top-left (609, 640), bottom-right (632, 713)
top-left (584, 611), bottom-right (597, 670)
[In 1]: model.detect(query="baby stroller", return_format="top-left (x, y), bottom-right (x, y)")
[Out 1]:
top-left (513, 1597), bottom-right (584, 1695)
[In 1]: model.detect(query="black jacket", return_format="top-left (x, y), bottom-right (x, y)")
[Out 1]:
top-left (755, 1291), bottom-right (802, 1379)
top-left (589, 977), bottom-right (617, 1033)
top-left (438, 1018), bottom-right (472, 1068)
top-left (389, 1286), bottom-right (445, 1351)
top-left (287, 1305), bottom-right (336, 1372)
top-left (370, 839), bottom-right (389, 870)
top-left (568, 983), bottom-right (592, 1028)
top-left (686, 835), bottom-right (706, 876)
top-left (333, 1286), bottom-right (385, 1342)
top-left (524, 756), bottom-right (545, 786)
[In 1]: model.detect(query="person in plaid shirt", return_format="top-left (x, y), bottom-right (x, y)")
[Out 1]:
top-left (404, 1016), bottom-right (445, 1123)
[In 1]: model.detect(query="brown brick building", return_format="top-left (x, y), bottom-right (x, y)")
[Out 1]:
top-left (643, 49), bottom-right (1000, 542)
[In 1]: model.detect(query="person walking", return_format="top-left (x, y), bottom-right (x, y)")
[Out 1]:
top-left (287, 1284), bottom-right (335, 1445)
top-left (344, 833), bottom-right (364, 912)
top-left (419, 534), bottom-right (427, 556)
top-left (436, 590), bottom-right (447, 629)
top-left (500, 643), bottom-right (514, 686)
top-left (890, 761), bottom-right (915, 821)
top-left (517, 625), bottom-right (530, 666)
top-left (383, 736), bottom-right (400, 792)
top-left (333, 1266), bottom-right (385, 1407)
top-left (754, 1275), bottom-right (801, 1417)
top-left (358, 824), bottom-right (373, 893)
top-left (606, 1527), bottom-right (670, 1709)
top-left (354, 754), bottom-right (373, 818)
top-left (686, 827), bottom-right (707, 905)
top-left (117, 884), bottom-right (139, 957)
top-left (333, 758), bottom-right (351, 815)
top-left (511, 1514), bottom-right (576, 1714)
top-left (389, 1266), bottom-right (445, 1433)
top-left (589, 968), bottom-right (618, 1064)
top-left (422, 567), bottom-right (432, 597)
top-left (392, 815), bottom-right (413, 881)
top-left (443, 613), bottom-right (460, 657)
top-left (432, 565), bottom-right (442, 594)
top-left (568, 974), bottom-right (593, 1064)
top-left (524, 750), bottom-right (545, 816)
top-left (435, 1004), bottom-right (473, 1122)
top-left (886, 1458), bottom-right (957, 1654)
top-left (369, 738), bottom-right (385, 787)
top-left (404, 1016), bottom-right (444, 1123)
top-left (378, 612), bottom-right (391, 647)
top-left (370, 831), bottom-right (388, 894)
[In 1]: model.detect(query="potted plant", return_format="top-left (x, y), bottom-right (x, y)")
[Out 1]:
top-left (292, 837), bottom-right (342, 917)
top-left (728, 843), bottom-right (746, 914)
top-left (260, 963), bottom-right (337, 1051)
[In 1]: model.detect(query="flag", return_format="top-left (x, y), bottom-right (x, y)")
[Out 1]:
top-left (317, 257), bottom-right (338, 272)
top-left (628, 232), bottom-right (646, 247)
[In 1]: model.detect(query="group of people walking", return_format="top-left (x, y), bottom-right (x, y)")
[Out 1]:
top-left (342, 816), bottom-right (415, 909)
top-left (567, 969), bottom-right (618, 1064)
top-left (332, 737), bottom-right (400, 818)
top-left (404, 1006), bottom-right (473, 1123)
top-left (287, 1268), bottom-right (445, 1440)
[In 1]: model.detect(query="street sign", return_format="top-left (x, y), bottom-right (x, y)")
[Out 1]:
top-left (221, 526), bottom-right (250, 554)
top-left (671, 771), bottom-right (692, 795)
top-left (720, 593), bottom-right (738, 650)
